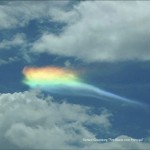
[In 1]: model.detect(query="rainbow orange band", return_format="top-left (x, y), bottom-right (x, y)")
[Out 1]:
top-left (22, 66), bottom-right (82, 88)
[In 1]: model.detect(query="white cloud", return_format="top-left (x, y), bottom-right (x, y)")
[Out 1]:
top-left (0, 90), bottom-right (111, 149)
top-left (0, 56), bottom-right (18, 66)
top-left (0, 1), bottom-right (71, 65)
top-left (64, 60), bottom-right (71, 67)
top-left (86, 135), bottom-right (150, 150)
top-left (0, 33), bottom-right (26, 49)
top-left (32, 1), bottom-right (150, 62)
top-left (0, 90), bottom-right (150, 149)
top-left (0, 33), bottom-right (26, 65)
top-left (1, 1), bottom-right (150, 62)
top-left (0, 1), bottom-right (69, 29)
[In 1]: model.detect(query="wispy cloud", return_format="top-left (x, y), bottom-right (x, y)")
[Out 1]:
top-left (0, 33), bottom-right (27, 66)
top-left (0, 33), bottom-right (26, 49)
top-left (0, 57), bottom-right (18, 66)
top-left (0, 1), bottom-right (69, 29)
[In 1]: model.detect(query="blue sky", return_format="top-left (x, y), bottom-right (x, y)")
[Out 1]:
top-left (0, 1), bottom-right (150, 149)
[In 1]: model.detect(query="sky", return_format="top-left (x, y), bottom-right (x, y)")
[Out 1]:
top-left (0, 1), bottom-right (150, 149)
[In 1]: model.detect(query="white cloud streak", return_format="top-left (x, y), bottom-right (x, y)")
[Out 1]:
top-left (0, 33), bottom-right (26, 49)
top-left (0, 57), bottom-right (18, 66)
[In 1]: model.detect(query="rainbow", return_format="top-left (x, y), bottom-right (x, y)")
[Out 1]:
top-left (22, 66), bottom-right (82, 88)
top-left (22, 66), bottom-right (144, 106)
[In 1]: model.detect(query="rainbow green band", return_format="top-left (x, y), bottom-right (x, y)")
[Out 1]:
top-left (22, 66), bottom-right (82, 88)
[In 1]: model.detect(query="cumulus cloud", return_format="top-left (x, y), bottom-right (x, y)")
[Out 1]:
top-left (0, 90), bottom-right (150, 149)
top-left (87, 135), bottom-right (150, 150)
top-left (0, 90), bottom-right (111, 149)
top-left (32, 1), bottom-right (150, 62)
top-left (1, 1), bottom-right (150, 62)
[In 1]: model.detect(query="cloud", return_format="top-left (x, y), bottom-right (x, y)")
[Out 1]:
top-left (0, 57), bottom-right (18, 66)
top-left (0, 90), bottom-right (111, 149)
top-left (64, 60), bottom-right (72, 67)
top-left (0, 33), bottom-right (26, 50)
top-left (1, 1), bottom-right (150, 62)
top-left (32, 1), bottom-right (150, 62)
top-left (0, 1), bottom-right (69, 29)
top-left (0, 90), bottom-right (150, 149)
top-left (0, 1), bottom-right (70, 65)
top-left (0, 33), bottom-right (27, 66)
top-left (86, 135), bottom-right (150, 150)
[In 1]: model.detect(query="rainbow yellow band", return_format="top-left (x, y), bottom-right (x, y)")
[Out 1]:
top-left (22, 66), bottom-right (82, 88)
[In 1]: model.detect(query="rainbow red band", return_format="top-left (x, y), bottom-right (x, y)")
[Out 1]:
top-left (22, 66), bottom-right (143, 106)
top-left (22, 66), bottom-right (82, 88)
